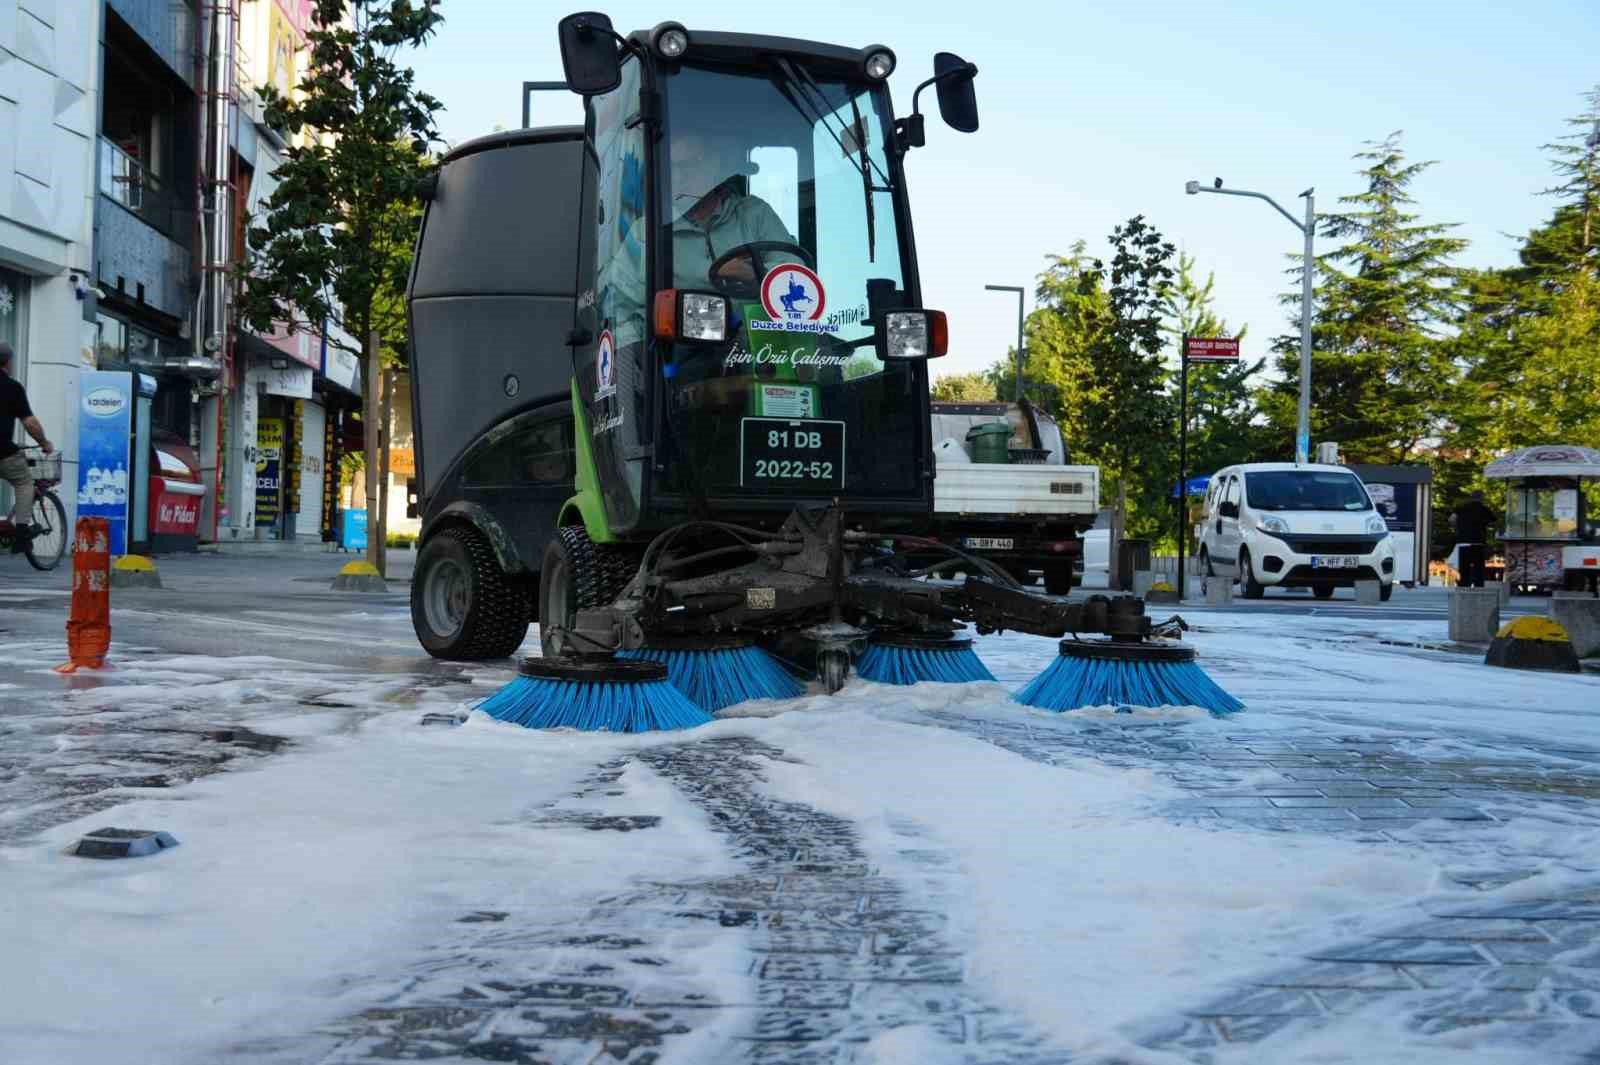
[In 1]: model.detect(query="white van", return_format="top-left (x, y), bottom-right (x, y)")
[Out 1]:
top-left (1197, 463), bottom-right (1395, 600)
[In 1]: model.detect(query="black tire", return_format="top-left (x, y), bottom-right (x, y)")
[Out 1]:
top-left (1313, 585), bottom-right (1335, 599)
top-left (538, 525), bottom-right (637, 657)
top-left (25, 490), bottom-right (67, 572)
top-left (1043, 560), bottom-right (1074, 595)
top-left (1380, 581), bottom-right (1394, 602)
top-left (1200, 548), bottom-right (1214, 578)
top-left (1239, 549), bottom-right (1265, 599)
top-left (411, 525), bottom-right (529, 660)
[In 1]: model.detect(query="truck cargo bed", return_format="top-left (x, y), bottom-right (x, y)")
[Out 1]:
top-left (933, 464), bottom-right (1099, 517)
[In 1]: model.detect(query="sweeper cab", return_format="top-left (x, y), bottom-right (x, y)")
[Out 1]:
top-left (405, 13), bottom-right (1201, 712)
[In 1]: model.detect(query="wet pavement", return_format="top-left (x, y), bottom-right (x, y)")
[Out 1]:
top-left (4, 552), bottom-right (1600, 1063)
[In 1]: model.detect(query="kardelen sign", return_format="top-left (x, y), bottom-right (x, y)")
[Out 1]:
top-left (1183, 336), bottom-right (1241, 362)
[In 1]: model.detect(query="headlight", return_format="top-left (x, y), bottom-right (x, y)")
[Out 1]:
top-left (1257, 515), bottom-right (1289, 534)
top-left (679, 292), bottom-right (726, 342)
top-left (862, 47), bottom-right (896, 80)
top-left (1366, 515), bottom-right (1389, 535)
top-left (879, 310), bottom-right (948, 359)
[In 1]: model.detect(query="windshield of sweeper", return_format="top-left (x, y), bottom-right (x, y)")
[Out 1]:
top-left (653, 60), bottom-right (921, 501)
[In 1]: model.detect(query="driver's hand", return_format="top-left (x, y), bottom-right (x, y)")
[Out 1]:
top-left (713, 256), bottom-right (757, 284)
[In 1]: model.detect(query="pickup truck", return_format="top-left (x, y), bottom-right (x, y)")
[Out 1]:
top-left (928, 400), bottom-right (1099, 594)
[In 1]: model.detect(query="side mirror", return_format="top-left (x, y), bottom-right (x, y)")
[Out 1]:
top-left (1219, 501), bottom-right (1239, 519)
top-left (933, 52), bottom-right (978, 133)
top-left (558, 12), bottom-right (622, 96)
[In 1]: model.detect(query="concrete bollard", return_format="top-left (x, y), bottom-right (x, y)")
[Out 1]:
top-left (1354, 580), bottom-right (1383, 605)
top-left (1204, 577), bottom-right (1234, 606)
top-left (1449, 587), bottom-right (1501, 643)
top-left (1550, 592), bottom-right (1600, 658)
top-left (1132, 570), bottom-right (1159, 598)
top-left (1486, 616), bottom-right (1581, 673)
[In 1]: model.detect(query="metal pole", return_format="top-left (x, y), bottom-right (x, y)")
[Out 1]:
top-left (1297, 190), bottom-right (1315, 465)
top-left (1178, 336), bottom-right (1188, 602)
top-left (1014, 290), bottom-right (1024, 403)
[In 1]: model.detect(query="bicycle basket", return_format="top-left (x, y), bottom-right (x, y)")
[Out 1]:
top-left (25, 450), bottom-right (62, 484)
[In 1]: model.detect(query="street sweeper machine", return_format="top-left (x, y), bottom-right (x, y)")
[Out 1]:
top-left (404, 13), bottom-right (1242, 729)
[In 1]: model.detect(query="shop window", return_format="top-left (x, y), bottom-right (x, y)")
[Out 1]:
top-left (463, 415), bottom-right (574, 487)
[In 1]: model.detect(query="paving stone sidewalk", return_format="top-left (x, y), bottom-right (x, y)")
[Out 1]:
top-left (913, 705), bottom-right (1600, 1063)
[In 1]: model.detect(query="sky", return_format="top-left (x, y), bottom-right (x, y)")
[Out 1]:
top-left (408, 0), bottom-right (1600, 380)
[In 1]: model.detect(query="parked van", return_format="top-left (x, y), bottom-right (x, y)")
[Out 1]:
top-left (1197, 463), bottom-right (1395, 600)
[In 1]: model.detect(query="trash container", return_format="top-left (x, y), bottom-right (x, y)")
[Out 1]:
top-left (1117, 538), bottom-right (1151, 591)
top-left (966, 422), bottom-right (1012, 464)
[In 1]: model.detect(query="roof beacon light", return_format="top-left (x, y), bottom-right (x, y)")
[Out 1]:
top-left (863, 47), bottom-right (895, 81)
top-left (651, 21), bottom-right (689, 59)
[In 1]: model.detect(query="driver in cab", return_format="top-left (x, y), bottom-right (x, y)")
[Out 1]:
top-left (668, 130), bottom-right (800, 289)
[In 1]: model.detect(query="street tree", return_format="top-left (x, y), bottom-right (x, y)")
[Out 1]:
top-left (237, 0), bottom-right (443, 574)
top-left (1258, 133), bottom-right (1466, 463)
top-left (930, 372), bottom-right (997, 402)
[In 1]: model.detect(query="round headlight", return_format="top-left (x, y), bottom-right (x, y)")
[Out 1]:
top-left (863, 48), bottom-right (895, 80)
top-left (651, 23), bottom-right (689, 59)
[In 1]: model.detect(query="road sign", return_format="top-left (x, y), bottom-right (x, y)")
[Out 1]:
top-left (1184, 336), bottom-right (1240, 362)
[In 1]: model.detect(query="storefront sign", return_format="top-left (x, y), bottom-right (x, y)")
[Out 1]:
top-left (266, 363), bottom-right (314, 398)
top-left (76, 371), bottom-right (133, 554)
top-left (256, 418), bottom-right (284, 528)
top-left (321, 341), bottom-right (361, 394)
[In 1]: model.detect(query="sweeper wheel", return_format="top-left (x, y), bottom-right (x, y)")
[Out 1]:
top-left (818, 647), bottom-right (850, 695)
top-left (412, 525), bottom-right (531, 660)
top-left (539, 526), bottom-right (637, 657)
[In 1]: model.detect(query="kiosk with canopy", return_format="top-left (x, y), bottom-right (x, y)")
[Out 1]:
top-left (1484, 445), bottom-right (1600, 594)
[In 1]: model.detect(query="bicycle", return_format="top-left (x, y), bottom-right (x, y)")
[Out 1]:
top-left (0, 447), bottom-right (68, 571)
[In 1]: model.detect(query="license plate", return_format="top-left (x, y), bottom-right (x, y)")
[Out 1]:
top-left (740, 418), bottom-right (845, 489)
top-left (1312, 555), bottom-right (1359, 569)
top-left (962, 537), bottom-right (1014, 551)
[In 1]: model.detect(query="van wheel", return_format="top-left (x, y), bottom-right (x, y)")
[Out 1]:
top-left (1239, 549), bottom-right (1265, 599)
top-left (1043, 560), bottom-right (1074, 595)
top-left (1313, 586), bottom-right (1335, 599)
top-left (412, 526), bottom-right (531, 660)
top-left (1380, 582), bottom-right (1394, 602)
top-left (1200, 548), bottom-right (1214, 577)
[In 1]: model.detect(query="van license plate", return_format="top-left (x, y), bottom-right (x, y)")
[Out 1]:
top-left (963, 537), bottom-right (1014, 551)
top-left (1312, 555), bottom-right (1359, 569)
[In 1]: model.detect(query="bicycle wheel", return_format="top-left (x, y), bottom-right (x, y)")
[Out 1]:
top-left (26, 490), bottom-right (67, 571)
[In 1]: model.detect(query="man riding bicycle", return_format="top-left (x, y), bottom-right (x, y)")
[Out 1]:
top-left (1, 340), bottom-right (56, 554)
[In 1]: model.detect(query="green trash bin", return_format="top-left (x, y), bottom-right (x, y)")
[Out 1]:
top-left (966, 422), bottom-right (1012, 464)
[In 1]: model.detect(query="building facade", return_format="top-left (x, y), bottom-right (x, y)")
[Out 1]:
top-left (0, 0), bottom-right (99, 524)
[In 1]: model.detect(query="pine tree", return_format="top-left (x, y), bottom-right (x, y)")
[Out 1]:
top-left (1259, 133), bottom-right (1466, 463)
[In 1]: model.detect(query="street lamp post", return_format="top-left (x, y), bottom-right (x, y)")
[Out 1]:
top-left (985, 284), bottom-right (1025, 402)
top-left (1186, 179), bottom-right (1316, 465)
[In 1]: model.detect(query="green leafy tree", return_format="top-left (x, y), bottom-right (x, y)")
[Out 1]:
top-left (1001, 242), bottom-right (1107, 456)
top-left (1442, 89), bottom-right (1600, 552)
top-left (237, 0), bottom-right (443, 572)
top-left (1078, 217), bottom-right (1178, 560)
top-left (930, 372), bottom-right (997, 402)
top-left (1259, 133), bottom-right (1466, 463)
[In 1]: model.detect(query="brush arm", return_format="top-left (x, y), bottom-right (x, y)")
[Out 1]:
top-left (958, 578), bottom-right (1155, 641)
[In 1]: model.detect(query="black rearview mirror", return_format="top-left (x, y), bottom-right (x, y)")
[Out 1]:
top-left (558, 12), bottom-right (622, 96)
top-left (934, 52), bottom-right (978, 134)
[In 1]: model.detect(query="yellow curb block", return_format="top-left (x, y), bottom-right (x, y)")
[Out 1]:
top-left (1495, 616), bottom-right (1571, 643)
top-left (338, 561), bottom-right (381, 577)
top-left (1150, 581), bottom-right (1176, 593)
top-left (112, 555), bottom-right (157, 572)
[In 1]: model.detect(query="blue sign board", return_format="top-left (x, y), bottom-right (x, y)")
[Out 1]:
top-left (341, 508), bottom-right (368, 551)
top-left (1171, 474), bottom-right (1212, 499)
top-left (76, 370), bottom-right (133, 555)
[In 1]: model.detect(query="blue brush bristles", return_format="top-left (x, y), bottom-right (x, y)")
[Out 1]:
top-left (857, 641), bottom-right (997, 685)
top-left (478, 666), bottom-right (713, 733)
top-left (616, 644), bottom-right (803, 711)
top-left (1016, 648), bottom-right (1244, 716)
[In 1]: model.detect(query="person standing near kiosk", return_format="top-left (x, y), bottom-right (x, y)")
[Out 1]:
top-left (1452, 491), bottom-right (1498, 588)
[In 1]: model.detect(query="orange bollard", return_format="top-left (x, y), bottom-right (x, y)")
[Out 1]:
top-left (54, 517), bottom-right (112, 674)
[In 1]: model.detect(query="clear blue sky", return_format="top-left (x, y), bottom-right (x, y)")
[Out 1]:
top-left (409, 0), bottom-right (1599, 379)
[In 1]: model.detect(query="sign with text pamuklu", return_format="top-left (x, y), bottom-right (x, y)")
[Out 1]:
top-left (1184, 337), bottom-right (1241, 362)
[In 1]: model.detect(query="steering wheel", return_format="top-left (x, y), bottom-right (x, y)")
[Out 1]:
top-left (707, 241), bottom-right (816, 301)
